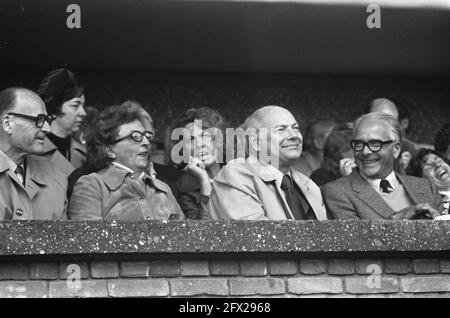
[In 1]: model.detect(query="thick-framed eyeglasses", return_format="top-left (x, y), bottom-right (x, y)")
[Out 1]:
top-left (111, 130), bottom-right (154, 144)
top-left (350, 139), bottom-right (394, 152)
top-left (7, 112), bottom-right (54, 128)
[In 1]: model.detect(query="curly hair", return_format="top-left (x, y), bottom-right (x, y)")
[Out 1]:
top-left (85, 104), bottom-right (144, 171)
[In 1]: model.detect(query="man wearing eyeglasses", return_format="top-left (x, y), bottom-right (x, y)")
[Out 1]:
top-left (322, 112), bottom-right (443, 220)
top-left (0, 87), bottom-right (68, 220)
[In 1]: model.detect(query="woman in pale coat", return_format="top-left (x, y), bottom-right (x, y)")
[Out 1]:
top-left (68, 105), bottom-right (184, 221)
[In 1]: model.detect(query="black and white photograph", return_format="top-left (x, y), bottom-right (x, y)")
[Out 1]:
top-left (1, 0), bottom-right (450, 302)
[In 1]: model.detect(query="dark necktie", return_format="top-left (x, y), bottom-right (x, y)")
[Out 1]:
top-left (380, 179), bottom-right (391, 193)
top-left (15, 165), bottom-right (25, 185)
top-left (280, 174), bottom-right (310, 220)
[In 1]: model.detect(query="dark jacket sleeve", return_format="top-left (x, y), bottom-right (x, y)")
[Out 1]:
top-left (178, 190), bottom-right (210, 220)
top-left (321, 181), bottom-right (360, 220)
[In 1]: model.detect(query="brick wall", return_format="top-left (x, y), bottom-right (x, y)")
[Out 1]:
top-left (1, 220), bottom-right (450, 298)
top-left (1, 258), bottom-right (450, 298)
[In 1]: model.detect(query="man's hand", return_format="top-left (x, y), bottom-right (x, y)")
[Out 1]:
top-left (393, 203), bottom-right (441, 220)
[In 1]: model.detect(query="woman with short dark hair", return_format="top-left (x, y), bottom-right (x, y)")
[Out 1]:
top-left (68, 105), bottom-right (184, 221)
top-left (37, 68), bottom-right (87, 169)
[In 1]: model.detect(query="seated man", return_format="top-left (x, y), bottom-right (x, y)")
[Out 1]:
top-left (322, 112), bottom-right (443, 220)
top-left (208, 106), bottom-right (327, 220)
top-left (0, 87), bottom-right (68, 220)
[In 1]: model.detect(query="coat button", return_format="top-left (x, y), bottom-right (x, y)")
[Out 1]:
top-left (146, 216), bottom-right (152, 220)
top-left (15, 208), bottom-right (23, 216)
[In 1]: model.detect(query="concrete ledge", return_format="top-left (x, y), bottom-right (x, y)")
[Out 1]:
top-left (1, 220), bottom-right (450, 257)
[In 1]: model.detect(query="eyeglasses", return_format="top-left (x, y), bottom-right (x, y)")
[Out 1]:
top-left (111, 130), bottom-right (154, 144)
top-left (350, 139), bottom-right (394, 152)
top-left (7, 112), bottom-right (54, 128)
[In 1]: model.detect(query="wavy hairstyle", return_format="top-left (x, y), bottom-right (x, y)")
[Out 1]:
top-left (85, 104), bottom-right (144, 172)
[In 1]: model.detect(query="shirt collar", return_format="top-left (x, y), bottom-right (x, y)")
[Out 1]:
top-left (111, 162), bottom-right (144, 179)
top-left (0, 148), bottom-right (18, 173)
top-left (440, 190), bottom-right (450, 199)
top-left (360, 170), bottom-right (398, 193)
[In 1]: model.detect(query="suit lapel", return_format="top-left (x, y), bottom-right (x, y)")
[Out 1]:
top-left (292, 171), bottom-right (326, 220)
top-left (246, 157), bottom-right (294, 219)
top-left (26, 158), bottom-right (47, 200)
top-left (350, 170), bottom-right (394, 219)
top-left (397, 173), bottom-right (424, 205)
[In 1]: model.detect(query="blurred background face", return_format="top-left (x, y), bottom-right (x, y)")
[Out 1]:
top-left (264, 108), bottom-right (303, 169)
top-left (353, 119), bottom-right (401, 179)
top-left (421, 153), bottom-right (450, 191)
top-left (181, 122), bottom-right (217, 167)
top-left (9, 93), bottom-right (51, 155)
top-left (56, 94), bottom-right (86, 136)
top-left (110, 120), bottom-right (150, 173)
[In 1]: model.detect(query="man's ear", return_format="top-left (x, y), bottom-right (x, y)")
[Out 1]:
top-left (1, 115), bottom-right (12, 134)
top-left (248, 132), bottom-right (261, 153)
top-left (393, 141), bottom-right (402, 159)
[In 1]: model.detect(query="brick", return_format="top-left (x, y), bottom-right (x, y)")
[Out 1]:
top-left (441, 259), bottom-right (450, 273)
top-left (345, 276), bottom-right (399, 294)
top-left (412, 259), bottom-right (440, 274)
top-left (170, 279), bottom-right (228, 296)
top-left (268, 260), bottom-right (298, 276)
top-left (384, 259), bottom-right (411, 274)
top-left (49, 280), bottom-right (107, 298)
top-left (28, 263), bottom-right (58, 280)
top-left (181, 261), bottom-right (209, 276)
top-left (0, 263), bottom-right (27, 280)
top-left (0, 281), bottom-right (48, 298)
top-left (229, 278), bottom-right (285, 296)
top-left (355, 259), bottom-right (383, 275)
top-left (148, 261), bottom-right (180, 277)
top-left (108, 279), bottom-right (169, 297)
top-left (299, 259), bottom-right (326, 275)
top-left (239, 260), bottom-right (267, 276)
top-left (288, 277), bottom-right (343, 295)
top-left (91, 262), bottom-right (119, 278)
top-left (401, 276), bottom-right (450, 293)
top-left (119, 262), bottom-right (149, 277)
top-left (59, 262), bottom-right (90, 279)
top-left (211, 260), bottom-right (240, 276)
top-left (328, 259), bottom-right (354, 275)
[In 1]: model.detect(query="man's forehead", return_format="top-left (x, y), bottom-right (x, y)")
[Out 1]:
top-left (355, 119), bottom-right (389, 136)
top-left (261, 108), bottom-right (297, 127)
top-left (14, 91), bottom-right (46, 114)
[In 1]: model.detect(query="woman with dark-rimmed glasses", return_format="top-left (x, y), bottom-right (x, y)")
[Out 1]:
top-left (68, 105), bottom-right (184, 221)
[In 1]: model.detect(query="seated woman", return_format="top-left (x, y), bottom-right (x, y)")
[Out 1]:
top-left (411, 149), bottom-right (450, 215)
top-left (310, 123), bottom-right (356, 187)
top-left (68, 105), bottom-right (184, 221)
top-left (170, 107), bottom-right (227, 219)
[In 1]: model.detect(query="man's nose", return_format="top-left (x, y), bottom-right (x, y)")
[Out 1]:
top-left (41, 120), bottom-right (51, 133)
top-left (361, 144), bottom-right (373, 156)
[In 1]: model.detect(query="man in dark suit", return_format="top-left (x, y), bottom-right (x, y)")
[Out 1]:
top-left (322, 112), bottom-right (443, 220)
